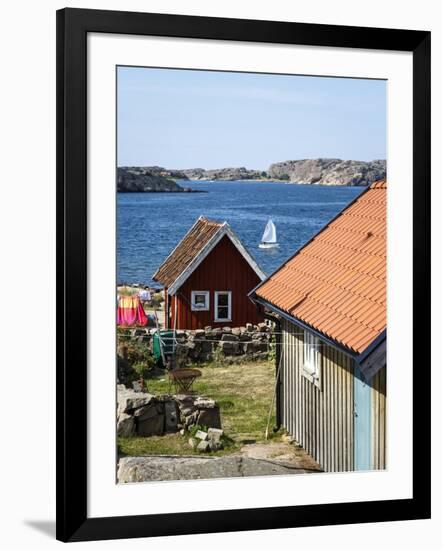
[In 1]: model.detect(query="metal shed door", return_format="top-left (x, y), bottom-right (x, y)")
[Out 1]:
top-left (354, 364), bottom-right (371, 470)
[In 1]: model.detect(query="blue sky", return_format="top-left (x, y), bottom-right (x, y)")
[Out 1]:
top-left (117, 66), bottom-right (386, 170)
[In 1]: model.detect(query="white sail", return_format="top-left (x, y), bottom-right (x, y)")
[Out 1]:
top-left (261, 219), bottom-right (277, 244)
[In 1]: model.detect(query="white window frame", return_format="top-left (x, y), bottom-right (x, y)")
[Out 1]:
top-left (214, 291), bottom-right (232, 322)
top-left (302, 330), bottom-right (322, 389)
top-left (190, 290), bottom-right (210, 312)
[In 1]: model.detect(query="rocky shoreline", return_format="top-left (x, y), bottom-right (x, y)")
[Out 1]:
top-left (119, 158), bottom-right (386, 189)
top-left (180, 166), bottom-right (265, 181)
top-left (267, 158), bottom-right (386, 186)
top-left (183, 159), bottom-right (386, 186)
top-left (117, 167), bottom-right (205, 193)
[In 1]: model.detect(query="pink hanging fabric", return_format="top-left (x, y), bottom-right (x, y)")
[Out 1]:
top-left (117, 295), bottom-right (148, 326)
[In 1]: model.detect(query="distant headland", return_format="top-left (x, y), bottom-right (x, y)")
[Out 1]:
top-left (117, 167), bottom-right (204, 193)
top-left (118, 159), bottom-right (386, 192)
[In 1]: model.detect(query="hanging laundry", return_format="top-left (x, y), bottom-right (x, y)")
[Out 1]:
top-left (138, 289), bottom-right (151, 302)
top-left (117, 294), bottom-right (148, 326)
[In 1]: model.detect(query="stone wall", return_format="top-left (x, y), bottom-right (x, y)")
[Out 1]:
top-left (117, 385), bottom-right (221, 437)
top-left (119, 322), bottom-right (273, 369)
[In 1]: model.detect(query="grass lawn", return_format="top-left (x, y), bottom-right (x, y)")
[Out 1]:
top-left (118, 359), bottom-right (284, 457)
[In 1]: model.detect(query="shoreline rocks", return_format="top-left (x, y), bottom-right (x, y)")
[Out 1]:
top-left (181, 166), bottom-right (265, 181)
top-left (268, 158), bottom-right (386, 186)
top-left (117, 167), bottom-right (205, 193)
top-left (122, 158), bottom-right (386, 186)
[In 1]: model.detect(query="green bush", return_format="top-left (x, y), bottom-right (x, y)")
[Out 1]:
top-left (150, 293), bottom-right (164, 309)
top-left (132, 360), bottom-right (154, 380)
top-left (117, 338), bottom-right (153, 368)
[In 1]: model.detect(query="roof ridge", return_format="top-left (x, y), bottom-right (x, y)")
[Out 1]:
top-left (198, 216), bottom-right (224, 227)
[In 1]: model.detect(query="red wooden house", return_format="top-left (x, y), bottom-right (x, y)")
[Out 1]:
top-left (153, 216), bottom-right (265, 330)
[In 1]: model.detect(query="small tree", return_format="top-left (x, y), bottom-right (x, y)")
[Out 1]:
top-left (150, 292), bottom-right (164, 309)
top-left (132, 358), bottom-right (155, 380)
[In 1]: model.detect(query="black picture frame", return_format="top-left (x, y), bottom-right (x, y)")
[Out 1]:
top-left (56, 8), bottom-right (431, 542)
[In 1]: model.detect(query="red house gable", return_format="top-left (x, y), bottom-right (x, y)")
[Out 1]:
top-left (153, 217), bottom-right (265, 330)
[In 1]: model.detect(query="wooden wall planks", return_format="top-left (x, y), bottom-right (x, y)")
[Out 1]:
top-left (280, 319), bottom-right (386, 472)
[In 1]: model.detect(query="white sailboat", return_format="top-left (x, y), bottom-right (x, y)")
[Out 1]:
top-left (259, 219), bottom-right (279, 249)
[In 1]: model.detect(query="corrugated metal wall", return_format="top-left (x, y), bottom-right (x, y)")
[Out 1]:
top-left (280, 319), bottom-right (386, 472)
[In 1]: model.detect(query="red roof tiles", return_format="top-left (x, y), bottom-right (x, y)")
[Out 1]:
top-left (254, 180), bottom-right (387, 354)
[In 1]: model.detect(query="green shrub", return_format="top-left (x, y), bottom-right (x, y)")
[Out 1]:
top-left (132, 360), bottom-right (154, 380)
top-left (117, 326), bottom-right (131, 340)
top-left (117, 338), bottom-right (153, 368)
top-left (150, 293), bottom-right (164, 309)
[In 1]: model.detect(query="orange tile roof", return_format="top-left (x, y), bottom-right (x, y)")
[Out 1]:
top-left (254, 180), bottom-right (386, 354)
top-left (153, 217), bottom-right (224, 287)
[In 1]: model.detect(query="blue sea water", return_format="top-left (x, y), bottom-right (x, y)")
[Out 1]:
top-left (117, 180), bottom-right (365, 286)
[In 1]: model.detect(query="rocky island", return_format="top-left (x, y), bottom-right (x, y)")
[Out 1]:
top-left (176, 159), bottom-right (385, 186)
top-left (267, 158), bottom-right (386, 186)
top-left (117, 167), bottom-right (202, 193)
top-left (180, 167), bottom-right (266, 181)
top-left (118, 159), bottom-right (386, 190)
top-left (180, 159), bottom-right (385, 186)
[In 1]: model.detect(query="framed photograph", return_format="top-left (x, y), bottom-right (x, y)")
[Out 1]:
top-left (56, 8), bottom-right (431, 542)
